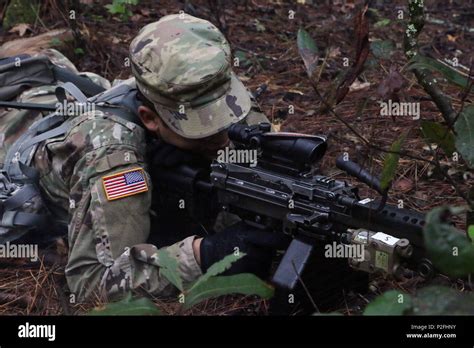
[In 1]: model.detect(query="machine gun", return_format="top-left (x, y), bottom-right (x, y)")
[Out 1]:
top-left (151, 122), bottom-right (434, 290)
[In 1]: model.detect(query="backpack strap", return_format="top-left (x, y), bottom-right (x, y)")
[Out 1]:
top-left (52, 65), bottom-right (105, 97)
top-left (0, 166), bottom-right (48, 234)
top-left (3, 183), bottom-right (37, 211)
top-left (3, 113), bottom-right (67, 181)
top-left (1, 210), bottom-right (48, 229)
top-left (55, 81), bottom-right (88, 104)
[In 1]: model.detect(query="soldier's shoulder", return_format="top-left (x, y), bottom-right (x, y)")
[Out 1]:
top-left (39, 109), bottom-right (147, 184)
top-left (65, 109), bottom-right (147, 154)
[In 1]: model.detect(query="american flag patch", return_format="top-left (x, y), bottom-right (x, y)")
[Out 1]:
top-left (102, 168), bottom-right (148, 201)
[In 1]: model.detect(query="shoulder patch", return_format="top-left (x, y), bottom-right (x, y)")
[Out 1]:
top-left (102, 168), bottom-right (148, 201)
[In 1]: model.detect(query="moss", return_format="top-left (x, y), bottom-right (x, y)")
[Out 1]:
top-left (3, 0), bottom-right (39, 30)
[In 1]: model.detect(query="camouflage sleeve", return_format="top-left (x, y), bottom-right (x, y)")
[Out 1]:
top-left (55, 113), bottom-right (202, 301)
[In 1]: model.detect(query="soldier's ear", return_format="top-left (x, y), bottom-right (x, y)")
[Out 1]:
top-left (138, 105), bottom-right (162, 134)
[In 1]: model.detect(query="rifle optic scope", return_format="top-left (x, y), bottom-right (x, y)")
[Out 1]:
top-left (228, 122), bottom-right (327, 170)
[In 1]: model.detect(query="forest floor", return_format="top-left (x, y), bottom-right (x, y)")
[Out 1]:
top-left (0, 0), bottom-right (473, 315)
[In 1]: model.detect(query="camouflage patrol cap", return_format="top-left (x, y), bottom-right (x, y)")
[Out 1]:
top-left (130, 13), bottom-right (251, 139)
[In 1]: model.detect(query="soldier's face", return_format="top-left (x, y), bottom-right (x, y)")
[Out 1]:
top-left (138, 106), bottom-right (230, 158)
top-left (159, 124), bottom-right (230, 158)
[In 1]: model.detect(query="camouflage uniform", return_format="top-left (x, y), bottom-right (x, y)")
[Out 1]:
top-left (0, 14), bottom-right (269, 301)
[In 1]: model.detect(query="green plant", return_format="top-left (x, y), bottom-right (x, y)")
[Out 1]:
top-left (74, 48), bottom-right (85, 56)
top-left (157, 249), bottom-right (274, 310)
top-left (89, 251), bottom-right (274, 315)
top-left (363, 0), bottom-right (474, 315)
top-left (105, 0), bottom-right (139, 21)
top-left (364, 286), bottom-right (474, 315)
top-left (380, 132), bottom-right (408, 191)
top-left (296, 0), bottom-right (473, 316)
top-left (90, 293), bottom-right (162, 315)
top-left (363, 206), bottom-right (474, 315)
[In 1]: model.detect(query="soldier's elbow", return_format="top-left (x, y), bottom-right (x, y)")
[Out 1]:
top-left (65, 263), bottom-right (105, 302)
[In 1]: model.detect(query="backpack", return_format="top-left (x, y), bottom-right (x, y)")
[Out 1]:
top-left (0, 54), bottom-right (140, 244)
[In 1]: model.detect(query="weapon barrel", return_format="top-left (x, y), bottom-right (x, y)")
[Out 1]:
top-left (0, 101), bottom-right (57, 112)
top-left (332, 196), bottom-right (425, 247)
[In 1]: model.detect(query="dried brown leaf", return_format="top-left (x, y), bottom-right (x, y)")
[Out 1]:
top-left (8, 23), bottom-right (31, 37)
top-left (377, 66), bottom-right (405, 99)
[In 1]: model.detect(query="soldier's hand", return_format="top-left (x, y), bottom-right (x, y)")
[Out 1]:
top-left (196, 221), bottom-right (290, 279)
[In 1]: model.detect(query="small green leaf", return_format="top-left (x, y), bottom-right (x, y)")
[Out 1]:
top-left (380, 132), bottom-right (407, 191)
top-left (412, 286), bottom-right (474, 315)
top-left (365, 286), bottom-right (474, 315)
top-left (89, 293), bottom-right (161, 315)
top-left (374, 18), bottom-right (391, 28)
top-left (363, 290), bottom-right (413, 315)
top-left (253, 19), bottom-right (266, 32)
top-left (408, 55), bottom-right (470, 89)
top-left (424, 206), bottom-right (474, 277)
top-left (156, 249), bottom-right (183, 292)
top-left (124, 9), bottom-right (133, 19)
top-left (420, 120), bottom-right (456, 155)
top-left (468, 225), bottom-right (474, 243)
top-left (297, 28), bottom-right (319, 77)
top-left (190, 252), bottom-right (245, 291)
top-left (91, 14), bottom-right (104, 21)
top-left (105, 3), bottom-right (122, 14)
top-left (234, 50), bottom-right (251, 68)
top-left (74, 48), bottom-right (85, 55)
top-left (371, 40), bottom-right (395, 60)
top-left (454, 105), bottom-right (474, 168)
top-left (183, 273), bottom-right (274, 310)
top-left (50, 38), bottom-right (62, 47)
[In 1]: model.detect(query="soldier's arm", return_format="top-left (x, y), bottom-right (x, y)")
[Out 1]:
top-left (61, 116), bottom-right (202, 301)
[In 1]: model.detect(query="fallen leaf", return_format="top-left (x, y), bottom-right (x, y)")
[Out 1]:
top-left (131, 14), bottom-right (142, 22)
top-left (415, 191), bottom-right (429, 201)
top-left (376, 66), bottom-right (404, 99)
top-left (328, 47), bottom-right (341, 58)
top-left (344, 133), bottom-right (361, 144)
top-left (8, 23), bottom-right (31, 37)
top-left (447, 168), bottom-right (459, 176)
top-left (237, 75), bottom-right (250, 82)
top-left (422, 144), bottom-right (438, 151)
top-left (140, 9), bottom-right (151, 16)
top-left (393, 178), bottom-right (414, 192)
top-left (254, 19), bottom-right (266, 32)
top-left (337, 0), bottom-right (356, 13)
top-left (288, 89), bottom-right (305, 95)
top-left (446, 34), bottom-right (457, 42)
top-left (349, 80), bottom-right (370, 92)
top-left (297, 28), bottom-right (319, 78)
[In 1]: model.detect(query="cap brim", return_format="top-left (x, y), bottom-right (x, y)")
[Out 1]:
top-left (150, 72), bottom-right (251, 139)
